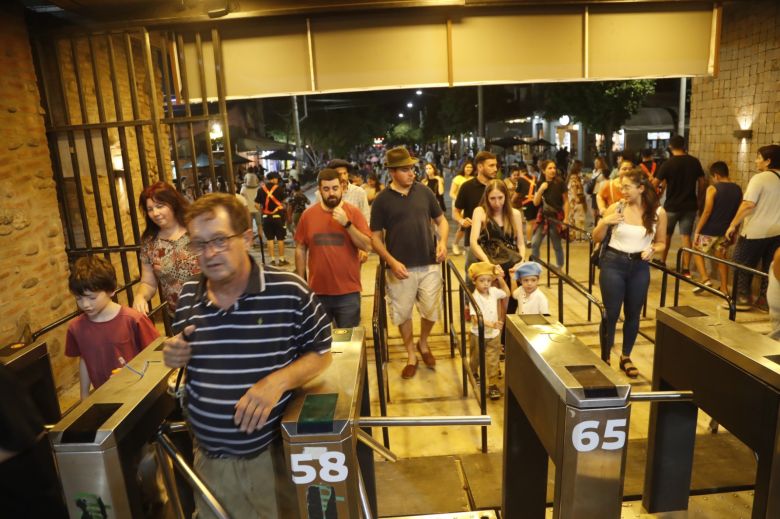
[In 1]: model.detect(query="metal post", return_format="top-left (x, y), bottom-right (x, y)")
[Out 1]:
top-left (558, 273), bottom-right (564, 324)
top-left (477, 86), bottom-right (484, 143)
top-left (587, 239), bottom-right (594, 321)
top-left (678, 77), bottom-right (687, 138)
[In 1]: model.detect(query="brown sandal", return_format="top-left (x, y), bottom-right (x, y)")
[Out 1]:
top-left (401, 360), bottom-right (418, 379)
top-left (619, 357), bottom-right (638, 378)
top-left (416, 342), bottom-right (436, 369)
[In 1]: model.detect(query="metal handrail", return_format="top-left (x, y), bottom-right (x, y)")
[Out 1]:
top-left (649, 259), bottom-right (735, 320)
top-left (675, 247), bottom-right (768, 320)
top-left (446, 259), bottom-right (489, 453)
top-left (156, 428), bottom-right (231, 519)
top-left (531, 256), bottom-right (606, 325)
top-left (371, 263), bottom-right (391, 448)
top-left (547, 217), bottom-right (596, 321)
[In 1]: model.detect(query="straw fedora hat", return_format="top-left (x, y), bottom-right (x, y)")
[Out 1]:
top-left (383, 146), bottom-right (419, 168)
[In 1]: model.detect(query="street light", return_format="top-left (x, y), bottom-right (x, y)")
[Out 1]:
top-left (398, 113), bottom-right (404, 118)
top-left (406, 102), bottom-right (413, 108)
top-left (416, 90), bottom-right (422, 95)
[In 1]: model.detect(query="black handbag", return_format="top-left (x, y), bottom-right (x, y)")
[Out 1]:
top-left (479, 224), bottom-right (522, 267)
top-left (591, 224), bottom-right (613, 268)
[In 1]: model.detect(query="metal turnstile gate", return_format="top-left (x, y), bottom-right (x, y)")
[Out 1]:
top-left (0, 340), bottom-right (60, 423)
top-left (644, 306), bottom-right (780, 518)
top-left (282, 327), bottom-right (376, 519)
top-left (503, 314), bottom-right (631, 518)
top-left (49, 338), bottom-right (175, 518)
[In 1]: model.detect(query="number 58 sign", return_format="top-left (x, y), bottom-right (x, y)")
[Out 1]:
top-left (291, 450), bottom-right (349, 484)
top-left (571, 419), bottom-right (627, 452)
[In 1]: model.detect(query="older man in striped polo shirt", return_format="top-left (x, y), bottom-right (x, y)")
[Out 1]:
top-left (163, 193), bottom-right (332, 519)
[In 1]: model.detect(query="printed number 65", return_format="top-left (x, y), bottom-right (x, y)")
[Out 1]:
top-left (571, 419), bottom-right (627, 452)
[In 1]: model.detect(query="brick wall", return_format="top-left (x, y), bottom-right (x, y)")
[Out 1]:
top-left (0, 5), bottom-right (174, 410)
top-left (0, 4), bottom-right (73, 392)
top-left (689, 0), bottom-right (780, 186)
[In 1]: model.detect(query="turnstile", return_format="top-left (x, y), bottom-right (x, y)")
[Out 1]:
top-left (281, 326), bottom-right (376, 519)
top-left (0, 340), bottom-right (60, 423)
top-left (644, 306), bottom-right (780, 518)
top-left (49, 338), bottom-right (175, 519)
top-left (503, 314), bottom-right (631, 518)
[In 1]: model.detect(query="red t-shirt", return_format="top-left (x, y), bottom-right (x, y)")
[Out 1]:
top-left (65, 306), bottom-right (160, 389)
top-left (294, 202), bottom-right (370, 295)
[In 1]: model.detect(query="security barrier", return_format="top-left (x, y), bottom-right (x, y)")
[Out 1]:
top-left (49, 337), bottom-right (175, 518)
top-left (644, 306), bottom-right (780, 518)
top-left (503, 314), bottom-right (631, 518)
top-left (0, 340), bottom-right (60, 423)
top-left (282, 326), bottom-right (377, 518)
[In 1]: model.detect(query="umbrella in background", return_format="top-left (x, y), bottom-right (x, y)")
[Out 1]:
top-left (530, 138), bottom-right (554, 147)
top-left (179, 153), bottom-right (225, 169)
top-left (489, 136), bottom-right (530, 148)
top-left (263, 150), bottom-right (298, 161)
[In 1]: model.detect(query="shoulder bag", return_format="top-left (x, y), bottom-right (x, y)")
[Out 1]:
top-left (478, 221), bottom-right (522, 268)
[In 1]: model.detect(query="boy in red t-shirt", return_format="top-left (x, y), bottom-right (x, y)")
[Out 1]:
top-left (65, 256), bottom-right (159, 399)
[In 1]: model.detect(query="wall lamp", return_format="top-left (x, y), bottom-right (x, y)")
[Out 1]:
top-left (733, 129), bottom-right (753, 140)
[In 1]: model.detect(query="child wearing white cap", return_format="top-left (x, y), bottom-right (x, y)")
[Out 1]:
top-left (511, 261), bottom-right (549, 315)
top-left (467, 261), bottom-right (510, 400)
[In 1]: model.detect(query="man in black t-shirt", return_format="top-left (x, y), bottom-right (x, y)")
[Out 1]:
top-left (655, 135), bottom-right (706, 271)
top-left (371, 147), bottom-right (448, 380)
top-left (454, 151), bottom-right (498, 281)
top-left (255, 172), bottom-right (289, 266)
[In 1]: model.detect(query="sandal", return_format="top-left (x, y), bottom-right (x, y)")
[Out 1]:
top-left (619, 357), bottom-right (639, 378)
top-left (416, 342), bottom-right (436, 369)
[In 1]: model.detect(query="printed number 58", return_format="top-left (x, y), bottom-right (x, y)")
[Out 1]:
top-left (571, 419), bottom-right (627, 452)
top-left (290, 451), bottom-right (349, 484)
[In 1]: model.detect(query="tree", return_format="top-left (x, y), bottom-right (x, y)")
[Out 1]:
top-left (542, 80), bottom-right (656, 163)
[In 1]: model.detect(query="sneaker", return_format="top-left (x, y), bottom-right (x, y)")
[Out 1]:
top-left (452, 243), bottom-right (462, 256)
top-left (754, 295), bottom-right (769, 312)
top-left (488, 385), bottom-right (501, 400)
top-left (692, 279), bottom-right (713, 295)
top-left (682, 269), bottom-right (692, 278)
top-left (278, 258), bottom-right (290, 266)
top-left (722, 296), bottom-right (751, 311)
top-left (269, 258), bottom-right (278, 266)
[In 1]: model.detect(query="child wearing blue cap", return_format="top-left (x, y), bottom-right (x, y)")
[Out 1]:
top-left (511, 261), bottom-right (549, 315)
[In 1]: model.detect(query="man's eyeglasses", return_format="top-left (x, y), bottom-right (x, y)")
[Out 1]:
top-left (189, 233), bottom-right (242, 254)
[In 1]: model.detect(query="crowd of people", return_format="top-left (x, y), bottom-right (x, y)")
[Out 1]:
top-left (27, 138), bottom-right (779, 518)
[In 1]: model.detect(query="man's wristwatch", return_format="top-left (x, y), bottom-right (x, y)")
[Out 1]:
top-left (343, 220), bottom-right (352, 229)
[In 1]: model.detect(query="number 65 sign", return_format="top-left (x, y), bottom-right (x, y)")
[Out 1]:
top-left (571, 419), bottom-right (627, 452)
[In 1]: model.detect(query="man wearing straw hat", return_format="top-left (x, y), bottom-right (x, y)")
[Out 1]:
top-left (371, 146), bottom-right (449, 379)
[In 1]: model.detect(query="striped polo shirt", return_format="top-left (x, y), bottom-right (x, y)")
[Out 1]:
top-left (173, 257), bottom-right (331, 457)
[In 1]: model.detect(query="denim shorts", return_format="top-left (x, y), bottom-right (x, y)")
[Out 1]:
top-left (665, 210), bottom-right (696, 236)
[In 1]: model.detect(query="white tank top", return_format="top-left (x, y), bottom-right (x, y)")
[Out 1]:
top-left (609, 207), bottom-right (660, 253)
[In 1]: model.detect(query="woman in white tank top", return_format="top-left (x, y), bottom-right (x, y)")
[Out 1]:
top-left (592, 169), bottom-right (668, 378)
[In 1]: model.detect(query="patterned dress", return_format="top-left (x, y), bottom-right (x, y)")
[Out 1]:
top-left (140, 233), bottom-right (200, 316)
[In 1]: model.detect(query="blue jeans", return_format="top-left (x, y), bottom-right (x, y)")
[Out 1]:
top-left (531, 220), bottom-right (564, 267)
top-left (598, 250), bottom-right (650, 359)
top-left (317, 292), bottom-right (361, 328)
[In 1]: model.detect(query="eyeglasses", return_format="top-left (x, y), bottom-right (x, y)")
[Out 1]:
top-left (189, 233), bottom-right (242, 254)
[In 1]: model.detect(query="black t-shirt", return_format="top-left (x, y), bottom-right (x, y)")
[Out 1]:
top-left (540, 177), bottom-right (567, 213)
top-left (656, 154), bottom-right (704, 212)
top-left (454, 177), bottom-right (487, 219)
top-left (515, 176), bottom-right (532, 199)
top-left (370, 182), bottom-right (443, 267)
